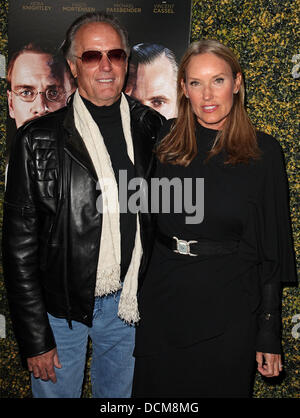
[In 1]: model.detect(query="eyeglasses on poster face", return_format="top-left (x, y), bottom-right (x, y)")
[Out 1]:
top-left (11, 86), bottom-right (66, 102)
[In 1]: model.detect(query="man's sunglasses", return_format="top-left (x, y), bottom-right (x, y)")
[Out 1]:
top-left (74, 49), bottom-right (127, 67)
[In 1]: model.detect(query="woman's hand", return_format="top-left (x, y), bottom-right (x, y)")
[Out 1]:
top-left (256, 352), bottom-right (283, 377)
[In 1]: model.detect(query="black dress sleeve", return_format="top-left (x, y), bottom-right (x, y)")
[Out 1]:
top-left (254, 133), bottom-right (297, 353)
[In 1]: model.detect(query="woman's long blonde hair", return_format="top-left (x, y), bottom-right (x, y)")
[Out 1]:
top-left (156, 40), bottom-right (260, 166)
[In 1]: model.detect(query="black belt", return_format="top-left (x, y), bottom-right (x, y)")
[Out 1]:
top-left (156, 229), bottom-right (239, 257)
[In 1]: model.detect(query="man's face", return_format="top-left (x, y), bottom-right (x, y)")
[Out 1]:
top-left (7, 52), bottom-right (67, 128)
top-left (130, 54), bottom-right (177, 119)
top-left (68, 22), bottom-right (128, 107)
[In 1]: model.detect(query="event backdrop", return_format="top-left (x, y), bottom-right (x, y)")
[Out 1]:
top-left (0, 0), bottom-right (299, 398)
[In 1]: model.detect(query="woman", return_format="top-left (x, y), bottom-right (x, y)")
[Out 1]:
top-left (132, 40), bottom-right (296, 398)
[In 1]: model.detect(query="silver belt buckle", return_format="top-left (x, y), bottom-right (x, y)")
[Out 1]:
top-left (173, 236), bottom-right (198, 257)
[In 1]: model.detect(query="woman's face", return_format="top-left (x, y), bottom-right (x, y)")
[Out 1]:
top-left (181, 52), bottom-right (241, 130)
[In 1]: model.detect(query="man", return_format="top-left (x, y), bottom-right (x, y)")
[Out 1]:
top-left (3, 12), bottom-right (164, 398)
top-left (7, 43), bottom-right (75, 129)
top-left (125, 43), bottom-right (178, 119)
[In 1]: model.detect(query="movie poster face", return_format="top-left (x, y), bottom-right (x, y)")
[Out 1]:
top-left (7, 0), bottom-right (191, 136)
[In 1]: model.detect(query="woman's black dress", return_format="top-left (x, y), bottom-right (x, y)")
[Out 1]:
top-left (132, 121), bottom-right (296, 398)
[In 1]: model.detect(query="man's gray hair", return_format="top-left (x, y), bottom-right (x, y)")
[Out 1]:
top-left (61, 11), bottom-right (130, 62)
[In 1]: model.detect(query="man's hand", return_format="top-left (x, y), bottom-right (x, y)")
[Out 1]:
top-left (256, 352), bottom-right (283, 377)
top-left (27, 348), bottom-right (62, 383)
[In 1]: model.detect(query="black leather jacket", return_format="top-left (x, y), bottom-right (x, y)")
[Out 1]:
top-left (2, 94), bottom-right (164, 359)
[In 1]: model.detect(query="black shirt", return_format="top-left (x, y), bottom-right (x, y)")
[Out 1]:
top-left (82, 95), bottom-right (136, 280)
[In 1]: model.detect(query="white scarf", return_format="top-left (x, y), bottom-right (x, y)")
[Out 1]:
top-left (73, 90), bottom-right (142, 324)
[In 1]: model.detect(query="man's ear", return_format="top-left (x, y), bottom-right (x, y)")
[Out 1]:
top-left (7, 90), bottom-right (15, 119)
top-left (67, 59), bottom-right (77, 79)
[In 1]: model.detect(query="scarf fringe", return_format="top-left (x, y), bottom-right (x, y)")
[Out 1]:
top-left (94, 266), bottom-right (121, 296)
top-left (118, 292), bottom-right (140, 324)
